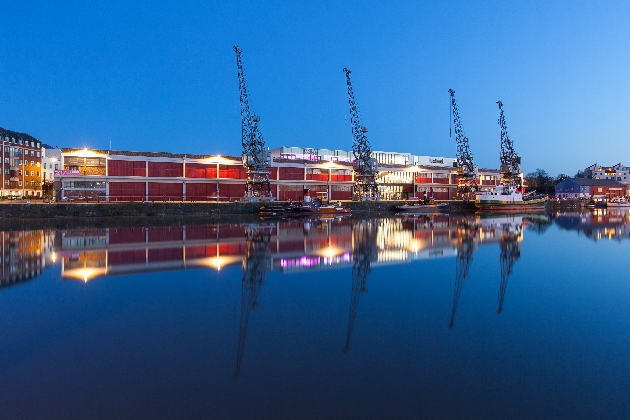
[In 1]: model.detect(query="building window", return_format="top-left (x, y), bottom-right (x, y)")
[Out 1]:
top-left (30, 151), bottom-right (34, 156)
top-left (44, 163), bottom-right (47, 169)
top-left (31, 161), bottom-right (34, 167)
top-left (31, 171), bottom-right (34, 177)
top-left (18, 181), bottom-right (22, 186)
top-left (36, 151), bottom-right (40, 157)
top-left (36, 172), bottom-right (39, 177)
top-left (3, 158), bottom-right (7, 164)
top-left (55, 164), bottom-right (58, 170)
top-left (18, 149), bottom-right (22, 155)
top-left (4, 180), bottom-right (7, 186)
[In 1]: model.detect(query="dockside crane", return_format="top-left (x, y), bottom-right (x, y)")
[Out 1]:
top-left (497, 221), bottom-right (522, 314)
top-left (343, 68), bottom-right (380, 201)
top-left (448, 89), bottom-right (478, 199)
top-left (234, 46), bottom-right (273, 201)
top-left (344, 219), bottom-right (379, 352)
top-left (234, 224), bottom-right (273, 378)
top-left (449, 217), bottom-right (477, 328)
top-left (497, 101), bottom-right (522, 188)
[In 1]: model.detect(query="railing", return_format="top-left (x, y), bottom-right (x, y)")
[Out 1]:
top-left (61, 195), bottom-right (259, 203)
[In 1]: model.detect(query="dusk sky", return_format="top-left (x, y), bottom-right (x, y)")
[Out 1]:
top-left (2, 1), bottom-right (629, 176)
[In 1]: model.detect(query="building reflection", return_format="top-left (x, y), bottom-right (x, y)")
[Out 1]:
top-left (554, 208), bottom-right (630, 241)
top-left (0, 229), bottom-right (56, 288)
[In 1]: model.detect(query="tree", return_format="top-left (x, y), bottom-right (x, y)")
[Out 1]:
top-left (524, 169), bottom-right (554, 193)
top-left (556, 174), bottom-right (570, 183)
top-left (574, 169), bottom-right (585, 178)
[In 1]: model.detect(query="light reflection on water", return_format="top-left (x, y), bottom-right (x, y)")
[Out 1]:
top-left (0, 211), bottom-right (629, 419)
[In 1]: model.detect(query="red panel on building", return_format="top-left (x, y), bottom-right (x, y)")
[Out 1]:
top-left (148, 226), bottom-right (184, 242)
top-left (185, 163), bottom-right (218, 178)
top-left (108, 227), bottom-right (146, 244)
top-left (186, 183), bottom-right (218, 201)
top-left (108, 160), bottom-right (146, 177)
top-left (186, 245), bottom-right (217, 259)
top-left (109, 182), bottom-right (145, 202)
top-left (279, 167), bottom-right (304, 180)
top-left (148, 247), bottom-right (184, 263)
top-left (186, 225), bottom-right (218, 240)
top-left (218, 243), bottom-right (248, 255)
top-left (108, 249), bottom-right (146, 266)
top-left (416, 176), bottom-right (432, 183)
top-left (218, 226), bottom-right (247, 240)
top-left (148, 162), bottom-right (183, 177)
top-left (220, 183), bottom-right (246, 200)
top-left (218, 165), bottom-right (247, 179)
top-left (148, 182), bottom-right (183, 201)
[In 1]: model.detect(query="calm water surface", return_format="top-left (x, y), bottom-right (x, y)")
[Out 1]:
top-left (0, 210), bottom-right (629, 419)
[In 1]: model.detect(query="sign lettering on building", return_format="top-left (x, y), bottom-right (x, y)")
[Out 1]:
top-left (55, 170), bottom-right (80, 175)
top-left (429, 158), bottom-right (444, 164)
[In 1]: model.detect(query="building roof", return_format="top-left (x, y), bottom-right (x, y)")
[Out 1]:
top-left (0, 127), bottom-right (41, 143)
top-left (62, 148), bottom-right (242, 161)
top-left (562, 178), bottom-right (624, 187)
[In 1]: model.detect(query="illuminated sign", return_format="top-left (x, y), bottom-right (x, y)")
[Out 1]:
top-left (55, 170), bottom-right (80, 175)
top-left (430, 158), bottom-right (444, 164)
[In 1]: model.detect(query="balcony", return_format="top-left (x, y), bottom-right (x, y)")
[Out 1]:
top-left (9, 177), bottom-right (18, 182)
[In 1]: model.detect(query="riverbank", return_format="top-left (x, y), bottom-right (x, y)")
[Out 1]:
top-left (0, 199), bottom-right (479, 219)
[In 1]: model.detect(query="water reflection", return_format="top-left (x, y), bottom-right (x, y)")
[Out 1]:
top-left (0, 230), bottom-right (55, 288)
top-left (553, 208), bottom-right (630, 241)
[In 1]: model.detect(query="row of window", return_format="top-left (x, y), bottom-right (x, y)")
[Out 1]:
top-left (3, 180), bottom-right (40, 187)
top-left (43, 163), bottom-right (59, 170)
top-left (2, 137), bottom-right (41, 148)
top-left (3, 159), bottom-right (40, 167)
top-left (3, 169), bottom-right (40, 177)
top-left (2, 147), bottom-right (41, 157)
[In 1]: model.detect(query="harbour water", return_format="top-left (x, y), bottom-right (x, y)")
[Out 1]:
top-left (0, 210), bottom-right (629, 419)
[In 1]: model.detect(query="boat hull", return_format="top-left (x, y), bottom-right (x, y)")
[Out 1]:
top-left (475, 198), bottom-right (548, 212)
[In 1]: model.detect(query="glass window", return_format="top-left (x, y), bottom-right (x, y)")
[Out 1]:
top-left (36, 151), bottom-right (40, 157)
top-left (55, 164), bottom-right (58, 170)
top-left (18, 149), bottom-right (22, 155)
top-left (43, 163), bottom-right (46, 169)
top-left (36, 172), bottom-right (40, 177)
top-left (30, 171), bottom-right (34, 177)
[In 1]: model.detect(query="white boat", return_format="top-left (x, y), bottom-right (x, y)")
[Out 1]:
top-left (475, 184), bottom-right (547, 212)
top-left (607, 196), bottom-right (630, 207)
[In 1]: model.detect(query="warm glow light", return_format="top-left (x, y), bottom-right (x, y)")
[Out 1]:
top-left (315, 245), bottom-right (344, 259)
top-left (52, 252), bottom-right (57, 263)
top-left (63, 267), bottom-right (108, 281)
top-left (197, 255), bottom-right (242, 270)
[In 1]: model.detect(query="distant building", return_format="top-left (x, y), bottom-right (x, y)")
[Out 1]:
top-left (555, 178), bottom-right (627, 199)
top-left (42, 145), bottom-right (61, 197)
top-left (55, 146), bottom-right (504, 202)
top-left (0, 127), bottom-right (43, 198)
top-left (583, 163), bottom-right (630, 184)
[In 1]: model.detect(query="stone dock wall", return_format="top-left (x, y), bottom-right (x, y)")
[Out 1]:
top-left (0, 199), bottom-right (479, 220)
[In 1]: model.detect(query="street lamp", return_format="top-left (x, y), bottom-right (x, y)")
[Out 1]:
top-left (324, 161), bottom-right (335, 204)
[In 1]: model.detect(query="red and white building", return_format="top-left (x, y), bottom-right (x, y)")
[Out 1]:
top-left (55, 146), bottom-right (502, 202)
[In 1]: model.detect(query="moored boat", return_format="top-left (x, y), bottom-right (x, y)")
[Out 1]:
top-left (606, 196), bottom-right (630, 207)
top-left (283, 201), bottom-right (351, 216)
top-left (395, 200), bottom-right (448, 213)
top-left (475, 185), bottom-right (547, 212)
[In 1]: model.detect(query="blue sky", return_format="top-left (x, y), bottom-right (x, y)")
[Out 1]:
top-left (2, 0), bottom-right (629, 176)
